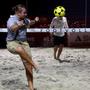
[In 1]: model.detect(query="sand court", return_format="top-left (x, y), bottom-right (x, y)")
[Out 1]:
top-left (0, 48), bottom-right (90, 90)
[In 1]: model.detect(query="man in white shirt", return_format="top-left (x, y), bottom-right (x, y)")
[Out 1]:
top-left (50, 16), bottom-right (68, 61)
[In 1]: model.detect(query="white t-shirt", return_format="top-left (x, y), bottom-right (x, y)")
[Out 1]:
top-left (50, 17), bottom-right (68, 37)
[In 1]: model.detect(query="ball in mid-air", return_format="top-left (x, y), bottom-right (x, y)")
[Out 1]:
top-left (54, 6), bottom-right (66, 17)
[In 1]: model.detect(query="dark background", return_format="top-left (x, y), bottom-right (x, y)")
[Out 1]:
top-left (0, 0), bottom-right (88, 27)
top-left (0, 0), bottom-right (89, 48)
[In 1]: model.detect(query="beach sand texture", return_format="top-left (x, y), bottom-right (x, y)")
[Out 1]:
top-left (0, 48), bottom-right (90, 90)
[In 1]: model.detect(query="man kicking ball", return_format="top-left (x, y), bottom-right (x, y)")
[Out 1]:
top-left (6, 4), bottom-right (39, 90)
top-left (50, 6), bottom-right (69, 61)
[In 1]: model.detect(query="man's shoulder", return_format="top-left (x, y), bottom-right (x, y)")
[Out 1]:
top-left (9, 15), bottom-right (17, 20)
top-left (7, 15), bottom-right (17, 23)
top-left (51, 17), bottom-right (58, 22)
top-left (53, 17), bottom-right (58, 20)
top-left (62, 17), bottom-right (67, 22)
top-left (63, 17), bottom-right (66, 19)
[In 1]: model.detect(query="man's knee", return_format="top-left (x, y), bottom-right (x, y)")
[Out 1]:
top-left (16, 46), bottom-right (24, 54)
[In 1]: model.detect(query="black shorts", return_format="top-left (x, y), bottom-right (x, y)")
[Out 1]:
top-left (53, 35), bottom-right (65, 46)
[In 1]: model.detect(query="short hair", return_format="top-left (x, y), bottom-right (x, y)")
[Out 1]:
top-left (12, 4), bottom-right (26, 13)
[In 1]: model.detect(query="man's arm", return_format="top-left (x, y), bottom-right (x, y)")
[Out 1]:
top-left (10, 17), bottom-right (39, 31)
top-left (10, 20), bottom-right (25, 32)
top-left (50, 18), bottom-right (55, 28)
top-left (63, 17), bottom-right (69, 28)
top-left (27, 17), bottom-right (39, 28)
top-left (7, 18), bottom-right (25, 32)
top-left (49, 18), bottom-right (55, 37)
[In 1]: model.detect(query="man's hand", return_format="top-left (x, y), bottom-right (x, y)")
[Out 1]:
top-left (28, 17), bottom-right (39, 27)
top-left (34, 17), bottom-right (39, 22)
top-left (17, 20), bottom-right (25, 27)
top-left (50, 32), bottom-right (53, 38)
top-left (10, 20), bottom-right (25, 32)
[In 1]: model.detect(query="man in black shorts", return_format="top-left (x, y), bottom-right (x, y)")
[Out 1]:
top-left (50, 16), bottom-right (68, 61)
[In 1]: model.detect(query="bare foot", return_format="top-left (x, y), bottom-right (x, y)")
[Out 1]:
top-left (54, 57), bottom-right (56, 59)
top-left (34, 88), bottom-right (37, 90)
top-left (56, 58), bottom-right (62, 62)
top-left (56, 58), bottom-right (70, 63)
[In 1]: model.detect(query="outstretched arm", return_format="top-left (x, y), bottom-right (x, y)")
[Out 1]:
top-left (27, 17), bottom-right (39, 28)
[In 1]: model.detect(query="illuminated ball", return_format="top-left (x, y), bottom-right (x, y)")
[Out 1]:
top-left (54, 6), bottom-right (66, 17)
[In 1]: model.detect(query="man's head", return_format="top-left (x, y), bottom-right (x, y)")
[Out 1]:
top-left (12, 4), bottom-right (27, 19)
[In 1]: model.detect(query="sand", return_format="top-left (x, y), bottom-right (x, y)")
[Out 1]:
top-left (0, 48), bottom-right (90, 90)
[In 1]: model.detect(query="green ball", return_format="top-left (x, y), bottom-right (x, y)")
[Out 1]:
top-left (54, 6), bottom-right (66, 17)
